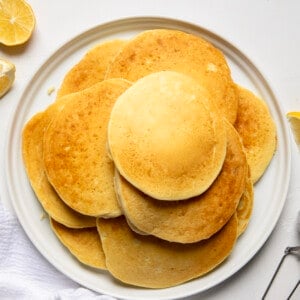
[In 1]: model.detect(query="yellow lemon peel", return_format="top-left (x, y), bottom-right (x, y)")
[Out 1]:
top-left (286, 111), bottom-right (300, 147)
top-left (0, 0), bottom-right (35, 46)
top-left (0, 57), bottom-right (15, 98)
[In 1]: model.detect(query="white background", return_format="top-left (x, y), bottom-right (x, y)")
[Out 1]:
top-left (0, 1), bottom-right (299, 299)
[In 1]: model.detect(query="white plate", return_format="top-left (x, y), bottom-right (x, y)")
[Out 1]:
top-left (5, 17), bottom-right (291, 300)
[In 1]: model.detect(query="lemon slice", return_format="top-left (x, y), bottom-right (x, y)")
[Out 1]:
top-left (0, 0), bottom-right (35, 46)
top-left (0, 58), bottom-right (15, 98)
top-left (286, 111), bottom-right (300, 147)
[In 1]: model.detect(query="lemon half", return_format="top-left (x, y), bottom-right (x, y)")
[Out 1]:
top-left (287, 111), bottom-right (300, 148)
top-left (0, 58), bottom-right (15, 98)
top-left (0, 0), bottom-right (35, 46)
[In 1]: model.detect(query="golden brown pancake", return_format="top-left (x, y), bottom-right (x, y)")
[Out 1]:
top-left (22, 41), bottom-right (128, 226)
top-left (22, 111), bottom-right (96, 228)
top-left (115, 121), bottom-right (247, 243)
top-left (43, 79), bottom-right (131, 217)
top-left (234, 84), bottom-right (277, 183)
top-left (106, 29), bottom-right (237, 123)
top-left (108, 71), bottom-right (227, 201)
top-left (57, 39), bottom-right (126, 98)
top-left (20, 30), bottom-right (277, 288)
top-left (96, 215), bottom-right (237, 288)
top-left (50, 219), bottom-right (106, 269)
top-left (237, 167), bottom-right (254, 236)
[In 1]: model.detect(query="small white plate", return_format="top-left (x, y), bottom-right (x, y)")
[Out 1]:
top-left (4, 17), bottom-right (291, 300)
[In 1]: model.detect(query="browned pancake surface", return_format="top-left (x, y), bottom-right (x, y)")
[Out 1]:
top-left (51, 219), bottom-right (106, 269)
top-left (106, 29), bottom-right (237, 123)
top-left (97, 215), bottom-right (237, 288)
top-left (44, 79), bottom-right (131, 217)
top-left (108, 71), bottom-right (227, 201)
top-left (22, 110), bottom-right (96, 228)
top-left (57, 39), bottom-right (126, 98)
top-left (116, 122), bottom-right (247, 243)
top-left (237, 167), bottom-right (254, 236)
top-left (234, 84), bottom-right (277, 183)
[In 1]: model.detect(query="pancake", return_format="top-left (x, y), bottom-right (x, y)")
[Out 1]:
top-left (43, 79), bottom-right (131, 217)
top-left (237, 167), bottom-right (254, 237)
top-left (234, 84), bottom-right (277, 183)
top-left (96, 215), bottom-right (237, 288)
top-left (108, 71), bottom-right (227, 201)
top-left (22, 41), bottom-right (127, 226)
top-left (57, 39), bottom-right (126, 98)
top-left (22, 110), bottom-right (96, 228)
top-left (50, 219), bottom-right (106, 269)
top-left (106, 29), bottom-right (237, 123)
top-left (115, 121), bottom-right (247, 243)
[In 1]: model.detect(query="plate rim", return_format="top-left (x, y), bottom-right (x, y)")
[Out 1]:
top-left (4, 16), bottom-right (291, 300)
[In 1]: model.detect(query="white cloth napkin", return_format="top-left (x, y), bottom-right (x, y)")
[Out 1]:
top-left (0, 200), bottom-right (116, 300)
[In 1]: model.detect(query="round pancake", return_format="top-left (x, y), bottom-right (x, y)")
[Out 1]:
top-left (23, 40), bottom-right (127, 226)
top-left (50, 219), bottom-right (106, 269)
top-left (57, 39), bottom-right (126, 98)
top-left (234, 84), bottom-right (277, 183)
top-left (237, 167), bottom-right (254, 237)
top-left (22, 111), bottom-right (96, 228)
top-left (43, 79), bottom-right (131, 217)
top-left (106, 29), bottom-right (237, 123)
top-left (96, 215), bottom-right (237, 288)
top-left (108, 71), bottom-right (227, 201)
top-left (116, 122), bottom-right (247, 243)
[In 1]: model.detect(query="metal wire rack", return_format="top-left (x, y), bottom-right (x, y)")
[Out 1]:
top-left (262, 246), bottom-right (300, 299)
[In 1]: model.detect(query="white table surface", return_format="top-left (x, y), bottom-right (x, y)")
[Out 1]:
top-left (0, 0), bottom-right (299, 299)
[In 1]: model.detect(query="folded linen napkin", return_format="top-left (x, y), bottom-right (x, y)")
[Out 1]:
top-left (0, 199), bottom-right (115, 300)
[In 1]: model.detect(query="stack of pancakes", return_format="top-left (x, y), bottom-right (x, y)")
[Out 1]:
top-left (22, 29), bottom-right (276, 289)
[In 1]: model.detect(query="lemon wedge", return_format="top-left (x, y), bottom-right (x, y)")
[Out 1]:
top-left (286, 111), bottom-right (300, 147)
top-left (0, 0), bottom-right (35, 46)
top-left (0, 58), bottom-right (15, 98)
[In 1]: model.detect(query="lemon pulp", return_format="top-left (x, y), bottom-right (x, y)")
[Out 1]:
top-left (0, 58), bottom-right (15, 98)
top-left (287, 111), bottom-right (300, 147)
top-left (0, 0), bottom-right (35, 46)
